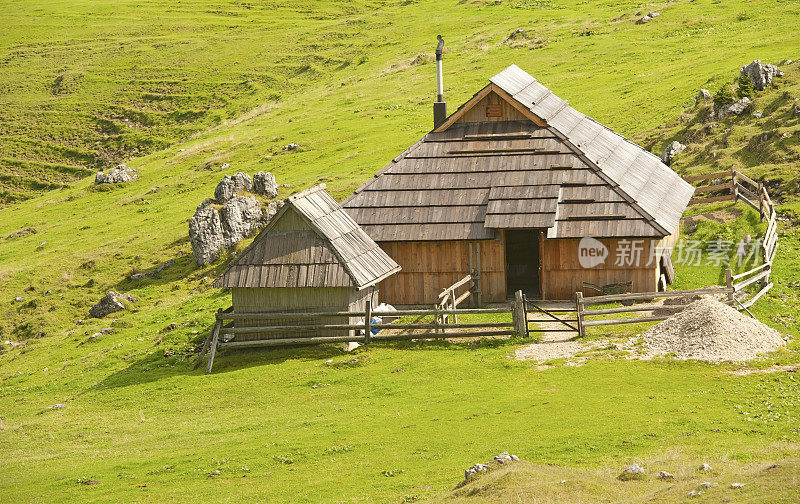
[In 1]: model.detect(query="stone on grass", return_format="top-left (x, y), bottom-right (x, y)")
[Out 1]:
top-left (730, 482), bottom-right (746, 489)
top-left (661, 141), bottom-right (686, 166)
top-left (658, 470), bottom-right (674, 480)
top-left (214, 172), bottom-right (253, 203)
top-left (464, 463), bottom-right (489, 482)
top-left (282, 143), bottom-right (300, 151)
top-left (687, 490), bottom-right (702, 498)
top-left (699, 482), bottom-right (718, 489)
top-left (493, 452), bottom-right (519, 464)
top-left (697, 89), bottom-right (712, 103)
top-left (89, 291), bottom-right (133, 318)
top-left (253, 171), bottom-right (278, 198)
top-left (636, 15), bottom-right (652, 24)
top-left (740, 60), bottom-right (779, 91)
top-left (716, 97), bottom-right (751, 119)
top-left (189, 196), bottom-right (263, 266)
top-left (699, 462), bottom-right (713, 472)
top-left (753, 110), bottom-right (763, 118)
top-left (95, 164), bottom-right (138, 184)
top-left (619, 464), bottom-right (646, 481)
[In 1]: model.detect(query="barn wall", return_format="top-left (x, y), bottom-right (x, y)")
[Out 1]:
top-left (377, 239), bottom-right (506, 305)
top-left (541, 238), bottom-right (663, 300)
top-left (455, 90), bottom-right (528, 124)
top-left (231, 287), bottom-right (354, 341)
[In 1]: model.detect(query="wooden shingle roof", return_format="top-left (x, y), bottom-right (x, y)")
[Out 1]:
top-left (344, 65), bottom-right (694, 241)
top-left (214, 184), bottom-right (400, 289)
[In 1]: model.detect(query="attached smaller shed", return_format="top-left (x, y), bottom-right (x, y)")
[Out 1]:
top-left (213, 184), bottom-right (401, 341)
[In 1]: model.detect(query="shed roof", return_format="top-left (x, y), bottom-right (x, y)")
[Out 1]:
top-left (343, 65), bottom-right (694, 241)
top-left (214, 184), bottom-right (400, 289)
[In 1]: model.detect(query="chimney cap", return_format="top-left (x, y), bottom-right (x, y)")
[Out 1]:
top-left (435, 35), bottom-right (444, 58)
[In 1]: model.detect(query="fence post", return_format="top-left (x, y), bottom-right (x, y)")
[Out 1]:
top-left (451, 288), bottom-right (458, 324)
top-left (521, 293), bottom-right (529, 337)
top-left (364, 300), bottom-right (372, 344)
top-left (725, 268), bottom-right (735, 306)
top-left (731, 169), bottom-right (739, 203)
top-left (513, 290), bottom-right (527, 338)
top-left (758, 180), bottom-right (765, 221)
top-left (575, 292), bottom-right (585, 338)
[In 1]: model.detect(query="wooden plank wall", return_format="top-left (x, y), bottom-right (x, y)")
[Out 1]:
top-left (541, 238), bottom-right (662, 300)
top-left (378, 240), bottom-right (506, 305)
top-left (455, 91), bottom-right (528, 124)
top-left (232, 286), bottom-right (356, 340)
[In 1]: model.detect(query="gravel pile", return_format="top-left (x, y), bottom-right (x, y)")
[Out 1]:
top-left (641, 298), bottom-right (785, 362)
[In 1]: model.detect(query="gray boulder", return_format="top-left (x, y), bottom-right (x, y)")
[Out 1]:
top-left (214, 172), bottom-right (253, 203)
top-left (697, 89), bottom-right (712, 103)
top-left (619, 464), bottom-right (646, 481)
top-left (716, 97), bottom-right (751, 119)
top-left (661, 141), bottom-right (686, 165)
top-left (658, 470), bottom-right (674, 480)
top-left (753, 110), bottom-right (764, 118)
top-left (253, 171), bottom-right (278, 198)
top-left (636, 15), bottom-right (652, 24)
top-left (95, 165), bottom-right (138, 184)
top-left (89, 290), bottom-right (132, 318)
top-left (464, 463), bottom-right (489, 482)
top-left (740, 60), bottom-right (779, 91)
top-left (189, 196), bottom-right (263, 266)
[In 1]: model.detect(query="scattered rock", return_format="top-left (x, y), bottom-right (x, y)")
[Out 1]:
top-left (282, 143), bottom-right (300, 151)
top-left (740, 60), bottom-right (779, 90)
top-left (699, 462), bottom-right (713, 472)
top-left (43, 403), bottom-right (64, 412)
top-left (156, 259), bottom-right (176, 273)
top-left (253, 171), bottom-right (278, 198)
top-left (752, 110), bottom-right (763, 118)
top-left (658, 470), bottom-right (674, 480)
top-left (730, 482), bottom-right (746, 489)
top-left (716, 97), bottom-right (752, 119)
top-left (794, 105), bottom-right (800, 116)
top-left (214, 172), bottom-right (253, 203)
top-left (100, 327), bottom-right (113, 334)
top-left (493, 452), bottom-right (519, 464)
top-left (130, 273), bottom-right (148, 280)
top-left (220, 163), bottom-right (230, 170)
top-left (162, 322), bottom-right (178, 332)
top-left (661, 141), bottom-right (686, 165)
top-left (766, 463), bottom-right (779, 470)
top-left (648, 11), bottom-right (660, 17)
top-left (95, 164), bottom-right (138, 184)
top-left (464, 463), bottom-right (489, 481)
top-left (699, 482), bottom-right (718, 489)
top-left (636, 15), bottom-right (653, 24)
top-left (696, 89), bottom-right (712, 103)
top-left (88, 332), bottom-right (102, 340)
top-left (14, 296), bottom-right (23, 303)
top-left (619, 464), bottom-right (646, 481)
top-left (687, 490), bottom-right (702, 498)
top-left (189, 195), bottom-right (263, 265)
top-left (89, 291), bottom-right (133, 318)
top-left (7, 228), bottom-right (36, 240)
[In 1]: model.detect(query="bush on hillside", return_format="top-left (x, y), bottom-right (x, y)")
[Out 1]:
top-left (736, 74), bottom-right (755, 99)
top-left (713, 83), bottom-right (736, 109)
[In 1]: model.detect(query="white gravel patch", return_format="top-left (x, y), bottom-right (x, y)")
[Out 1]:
top-left (640, 298), bottom-right (785, 362)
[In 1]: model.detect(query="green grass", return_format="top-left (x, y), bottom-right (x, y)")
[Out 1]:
top-left (2, 0), bottom-right (800, 502)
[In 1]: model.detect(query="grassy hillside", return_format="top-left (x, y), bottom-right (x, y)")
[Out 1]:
top-left (1, 0), bottom-right (800, 502)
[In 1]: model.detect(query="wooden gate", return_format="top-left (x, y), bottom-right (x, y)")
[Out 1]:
top-left (524, 297), bottom-right (579, 334)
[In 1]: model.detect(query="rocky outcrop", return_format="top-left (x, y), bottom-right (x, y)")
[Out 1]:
top-left (214, 172), bottom-right (252, 203)
top-left (661, 141), bottom-right (686, 165)
top-left (189, 196), bottom-right (263, 265)
top-left (95, 165), bottom-right (138, 184)
top-left (253, 171), bottom-right (278, 198)
top-left (619, 463), bottom-right (646, 481)
top-left (740, 60), bottom-right (779, 91)
top-left (89, 290), bottom-right (135, 318)
top-left (716, 97), bottom-right (751, 119)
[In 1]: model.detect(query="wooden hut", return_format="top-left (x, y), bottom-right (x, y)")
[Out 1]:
top-left (213, 184), bottom-right (400, 340)
top-left (343, 64), bottom-right (694, 303)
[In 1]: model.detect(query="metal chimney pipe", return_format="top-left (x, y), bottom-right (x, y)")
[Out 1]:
top-left (435, 35), bottom-right (444, 102)
top-left (433, 35), bottom-right (447, 129)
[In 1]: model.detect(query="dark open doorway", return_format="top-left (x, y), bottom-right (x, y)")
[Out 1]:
top-left (505, 230), bottom-right (541, 298)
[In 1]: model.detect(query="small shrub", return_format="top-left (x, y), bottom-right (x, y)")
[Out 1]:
top-left (714, 83), bottom-right (736, 109)
top-left (737, 73), bottom-right (755, 99)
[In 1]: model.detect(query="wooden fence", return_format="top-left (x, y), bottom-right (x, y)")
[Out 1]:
top-left (197, 291), bottom-right (530, 373)
top-left (436, 274), bottom-right (474, 325)
top-left (575, 287), bottom-right (735, 337)
top-left (574, 169), bottom-right (781, 334)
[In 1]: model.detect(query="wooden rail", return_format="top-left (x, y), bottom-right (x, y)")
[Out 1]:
top-left (201, 290), bottom-right (530, 372)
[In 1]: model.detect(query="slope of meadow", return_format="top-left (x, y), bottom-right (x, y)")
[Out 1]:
top-left (1, 0), bottom-right (800, 502)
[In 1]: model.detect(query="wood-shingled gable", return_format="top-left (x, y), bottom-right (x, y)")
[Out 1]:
top-left (214, 184), bottom-right (400, 289)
